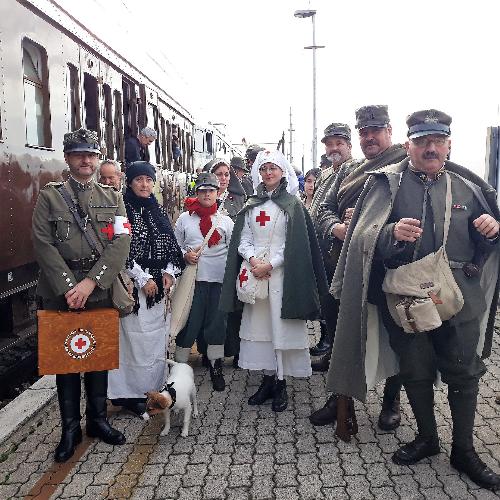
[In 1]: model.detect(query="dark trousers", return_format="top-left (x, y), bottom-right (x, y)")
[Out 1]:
top-left (380, 297), bottom-right (485, 447)
top-left (319, 253), bottom-right (339, 338)
top-left (176, 281), bottom-right (227, 351)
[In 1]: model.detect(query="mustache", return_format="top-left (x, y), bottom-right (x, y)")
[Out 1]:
top-left (423, 152), bottom-right (440, 160)
top-left (364, 139), bottom-right (379, 147)
top-left (327, 152), bottom-right (342, 162)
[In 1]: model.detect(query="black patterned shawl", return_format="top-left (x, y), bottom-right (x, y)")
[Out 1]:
top-left (124, 189), bottom-right (185, 312)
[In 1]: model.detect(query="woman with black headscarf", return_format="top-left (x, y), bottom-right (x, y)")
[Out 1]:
top-left (108, 161), bottom-right (185, 416)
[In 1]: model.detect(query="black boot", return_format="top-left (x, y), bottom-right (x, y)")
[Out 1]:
top-left (311, 349), bottom-right (331, 372)
top-left (309, 322), bottom-right (332, 356)
top-left (392, 435), bottom-right (440, 465)
top-left (55, 374), bottom-right (82, 463)
top-left (209, 359), bottom-right (226, 391)
top-left (309, 394), bottom-right (337, 426)
top-left (248, 375), bottom-right (275, 405)
top-left (450, 447), bottom-right (500, 491)
top-left (496, 394), bottom-right (500, 405)
top-left (84, 371), bottom-right (126, 445)
top-left (272, 379), bottom-right (288, 412)
top-left (378, 375), bottom-right (402, 431)
top-left (232, 355), bottom-right (239, 369)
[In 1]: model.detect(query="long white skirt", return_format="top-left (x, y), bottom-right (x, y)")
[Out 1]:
top-left (108, 290), bottom-right (169, 399)
top-left (238, 269), bottom-right (311, 379)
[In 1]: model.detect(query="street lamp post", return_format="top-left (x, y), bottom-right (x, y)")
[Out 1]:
top-left (294, 9), bottom-right (325, 168)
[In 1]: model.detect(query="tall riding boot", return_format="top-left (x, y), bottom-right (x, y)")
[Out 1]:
top-left (272, 379), bottom-right (288, 412)
top-left (55, 373), bottom-right (82, 462)
top-left (449, 384), bottom-right (500, 491)
top-left (248, 374), bottom-right (275, 405)
top-left (309, 394), bottom-right (338, 426)
top-left (310, 321), bottom-right (332, 356)
top-left (335, 395), bottom-right (358, 442)
top-left (84, 371), bottom-right (126, 445)
top-left (392, 381), bottom-right (440, 465)
top-left (378, 375), bottom-right (402, 431)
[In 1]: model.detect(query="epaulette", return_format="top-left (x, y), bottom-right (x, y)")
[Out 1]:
top-left (42, 181), bottom-right (64, 189)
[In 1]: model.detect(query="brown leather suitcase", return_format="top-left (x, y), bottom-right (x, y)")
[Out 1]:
top-left (37, 308), bottom-right (119, 375)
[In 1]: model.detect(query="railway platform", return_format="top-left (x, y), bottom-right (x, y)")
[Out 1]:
top-left (0, 323), bottom-right (499, 500)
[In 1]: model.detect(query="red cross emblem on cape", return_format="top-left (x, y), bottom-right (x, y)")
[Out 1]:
top-left (239, 268), bottom-right (249, 287)
top-left (101, 223), bottom-right (114, 240)
top-left (256, 210), bottom-right (271, 226)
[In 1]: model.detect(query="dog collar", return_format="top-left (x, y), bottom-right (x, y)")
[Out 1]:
top-left (161, 382), bottom-right (177, 409)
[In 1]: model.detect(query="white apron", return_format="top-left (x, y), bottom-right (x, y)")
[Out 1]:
top-left (238, 200), bottom-right (311, 378)
top-left (108, 289), bottom-right (169, 399)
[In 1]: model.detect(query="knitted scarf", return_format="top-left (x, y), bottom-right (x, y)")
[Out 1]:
top-left (184, 198), bottom-right (221, 247)
top-left (124, 189), bottom-right (185, 312)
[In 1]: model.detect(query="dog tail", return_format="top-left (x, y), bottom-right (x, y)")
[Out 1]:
top-left (165, 359), bottom-right (178, 366)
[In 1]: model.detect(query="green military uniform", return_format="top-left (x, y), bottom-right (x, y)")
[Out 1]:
top-left (32, 128), bottom-right (131, 463)
top-left (33, 178), bottom-right (130, 305)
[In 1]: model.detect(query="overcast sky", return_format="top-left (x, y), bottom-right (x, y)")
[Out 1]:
top-left (58, 0), bottom-right (500, 176)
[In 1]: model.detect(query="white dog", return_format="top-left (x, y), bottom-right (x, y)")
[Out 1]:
top-left (145, 359), bottom-right (198, 437)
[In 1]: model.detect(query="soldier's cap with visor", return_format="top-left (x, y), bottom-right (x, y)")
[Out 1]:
top-left (245, 144), bottom-right (265, 162)
top-left (321, 123), bottom-right (351, 143)
top-left (230, 156), bottom-right (249, 173)
top-left (125, 161), bottom-right (156, 184)
top-left (195, 172), bottom-right (220, 191)
top-left (406, 109), bottom-right (452, 139)
top-left (63, 128), bottom-right (101, 154)
top-left (355, 105), bottom-right (390, 130)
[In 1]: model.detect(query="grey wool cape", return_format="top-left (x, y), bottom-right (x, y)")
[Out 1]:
top-left (326, 158), bottom-right (500, 402)
top-left (219, 179), bottom-right (329, 320)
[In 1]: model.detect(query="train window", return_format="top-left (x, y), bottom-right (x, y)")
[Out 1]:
top-left (122, 78), bottom-right (137, 138)
top-left (22, 38), bottom-right (51, 147)
top-left (103, 84), bottom-right (114, 158)
top-left (194, 128), bottom-right (204, 153)
top-left (160, 116), bottom-right (167, 166)
top-left (166, 120), bottom-right (172, 169)
top-left (206, 132), bottom-right (213, 154)
top-left (83, 72), bottom-right (99, 134)
top-left (113, 90), bottom-right (124, 162)
top-left (66, 64), bottom-right (81, 131)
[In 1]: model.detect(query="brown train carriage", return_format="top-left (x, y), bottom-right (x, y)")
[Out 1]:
top-left (0, 0), bottom-right (197, 334)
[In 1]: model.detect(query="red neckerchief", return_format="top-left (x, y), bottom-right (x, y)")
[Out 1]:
top-left (184, 198), bottom-right (221, 247)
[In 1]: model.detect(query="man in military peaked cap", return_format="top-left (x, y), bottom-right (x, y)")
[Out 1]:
top-left (32, 128), bottom-right (131, 463)
top-left (311, 105), bottom-right (407, 435)
top-left (231, 156), bottom-right (253, 197)
top-left (245, 144), bottom-right (265, 169)
top-left (307, 122), bottom-right (353, 369)
top-left (324, 109), bottom-right (500, 491)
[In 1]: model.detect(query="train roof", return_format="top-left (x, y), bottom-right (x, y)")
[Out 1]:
top-left (24, 0), bottom-right (194, 123)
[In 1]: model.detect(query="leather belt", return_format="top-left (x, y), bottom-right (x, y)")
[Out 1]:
top-left (65, 258), bottom-right (98, 271)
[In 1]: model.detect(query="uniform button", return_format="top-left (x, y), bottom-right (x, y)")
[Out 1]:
top-left (66, 278), bottom-right (70, 282)
top-left (96, 276), bottom-right (101, 280)
top-left (108, 218), bottom-right (113, 222)
top-left (99, 271), bottom-right (104, 275)
top-left (62, 272), bottom-right (67, 277)
top-left (102, 265), bottom-right (107, 270)
top-left (373, 224), bottom-right (378, 228)
top-left (69, 283), bottom-right (74, 287)
top-left (58, 217), bottom-right (62, 220)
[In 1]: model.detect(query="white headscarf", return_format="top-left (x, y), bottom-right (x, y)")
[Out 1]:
top-left (251, 149), bottom-right (299, 195)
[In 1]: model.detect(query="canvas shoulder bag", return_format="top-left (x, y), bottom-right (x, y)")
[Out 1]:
top-left (58, 183), bottom-right (135, 316)
top-left (382, 173), bottom-right (464, 333)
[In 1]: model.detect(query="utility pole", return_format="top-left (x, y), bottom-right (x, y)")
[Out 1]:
top-left (288, 107), bottom-right (294, 165)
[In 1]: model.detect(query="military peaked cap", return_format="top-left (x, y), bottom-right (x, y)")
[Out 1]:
top-left (406, 109), bottom-right (452, 139)
top-left (355, 105), bottom-right (390, 129)
top-left (245, 144), bottom-right (265, 162)
top-left (230, 156), bottom-right (249, 173)
top-left (321, 123), bottom-right (351, 143)
top-left (195, 172), bottom-right (219, 190)
top-left (63, 128), bottom-right (100, 154)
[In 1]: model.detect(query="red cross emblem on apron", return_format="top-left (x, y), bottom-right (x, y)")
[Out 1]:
top-left (239, 268), bottom-right (249, 287)
top-left (256, 210), bottom-right (271, 226)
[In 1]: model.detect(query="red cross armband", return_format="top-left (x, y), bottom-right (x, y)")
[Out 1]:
top-left (113, 216), bottom-right (132, 236)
